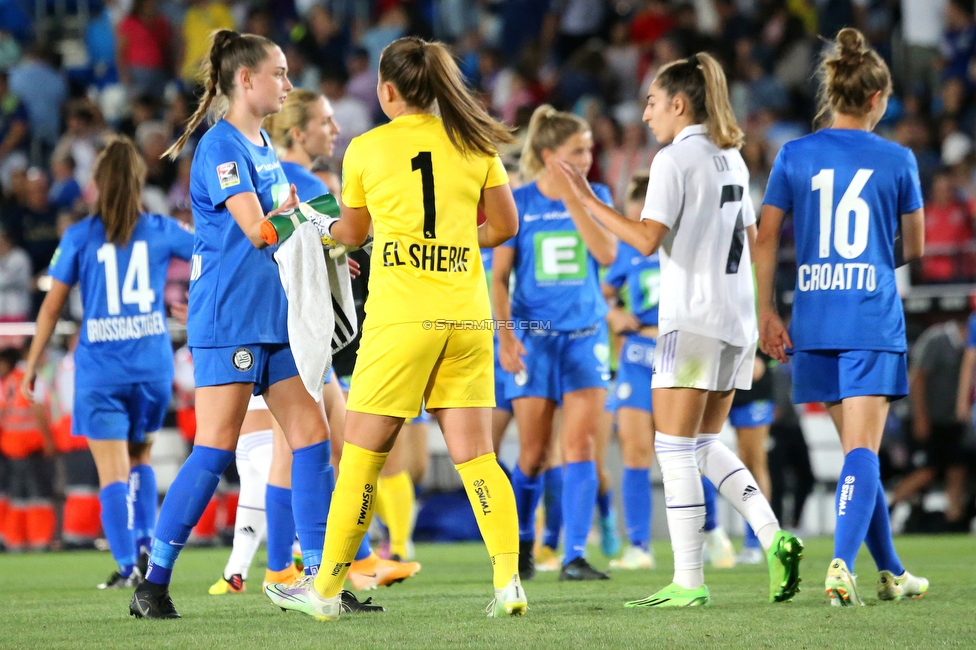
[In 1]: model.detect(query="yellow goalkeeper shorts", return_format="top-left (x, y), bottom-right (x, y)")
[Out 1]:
top-left (346, 322), bottom-right (495, 418)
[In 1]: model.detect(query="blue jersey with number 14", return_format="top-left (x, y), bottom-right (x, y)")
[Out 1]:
top-left (48, 213), bottom-right (194, 388)
top-left (763, 129), bottom-right (923, 353)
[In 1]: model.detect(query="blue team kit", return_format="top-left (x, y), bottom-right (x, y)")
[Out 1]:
top-left (763, 129), bottom-right (922, 403)
top-left (188, 120), bottom-right (299, 395)
top-left (502, 182), bottom-right (612, 403)
top-left (48, 213), bottom-right (194, 440)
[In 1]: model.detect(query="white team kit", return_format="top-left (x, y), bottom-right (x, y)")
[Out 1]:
top-left (640, 124), bottom-right (758, 391)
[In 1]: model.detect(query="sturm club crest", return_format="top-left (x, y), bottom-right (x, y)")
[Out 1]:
top-left (232, 347), bottom-right (254, 372)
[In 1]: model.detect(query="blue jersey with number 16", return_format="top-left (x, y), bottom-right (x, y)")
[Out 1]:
top-left (763, 129), bottom-right (923, 353)
top-left (48, 213), bottom-right (194, 388)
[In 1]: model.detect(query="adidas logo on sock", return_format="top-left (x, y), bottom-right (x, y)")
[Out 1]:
top-left (238, 526), bottom-right (256, 536)
top-left (742, 485), bottom-right (758, 501)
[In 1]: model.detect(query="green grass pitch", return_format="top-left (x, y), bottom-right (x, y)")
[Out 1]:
top-left (2, 535), bottom-right (975, 649)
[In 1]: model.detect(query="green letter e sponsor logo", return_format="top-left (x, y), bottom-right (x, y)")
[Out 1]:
top-left (534, 231), bottom-right (586, 282)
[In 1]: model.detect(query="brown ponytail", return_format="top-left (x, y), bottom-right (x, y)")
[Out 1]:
top-left (655, 52), bottom-right (744, 150)
top-left (815, 27), bottom-right (891, 128)
top-left (519, 104), bottom-right (589, 180)
top-left (379, 36), bottom-right (514, 157)
top-left (163, 30), bottom-right (277, 160)
top-left (94, 136), bottom-right (146, 245)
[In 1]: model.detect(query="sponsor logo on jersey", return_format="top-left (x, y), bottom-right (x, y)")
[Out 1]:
top-left (473, 479), bottom-right (491, 515)
top-left (217, 162), bottom-right (240, 189)
top-left (523, 210), bottom-right (569, 223)
top-left (255, 161), bottom-right (282, 173)
top-left (357, 483), bottom-right (374, 526)
top-left (232, 347), bottom-right (254, 371)
top-left (838, 475), bottom-right (855, 516)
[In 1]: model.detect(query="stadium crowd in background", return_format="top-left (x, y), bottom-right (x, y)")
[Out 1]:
top-left (0, 0), bottom-right (975, 555)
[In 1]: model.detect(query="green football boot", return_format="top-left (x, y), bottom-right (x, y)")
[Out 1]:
top-left (767, 530), bottom-right (804, 602)
top-left (625, 583), bottom-right (711, 608)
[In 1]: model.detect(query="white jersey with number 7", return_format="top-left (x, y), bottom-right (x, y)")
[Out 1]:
top-left (640, 124), bottom-right (758, 347)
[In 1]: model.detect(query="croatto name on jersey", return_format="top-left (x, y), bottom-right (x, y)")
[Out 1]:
top-left (87, 312), bottom-right (167, 343)
top-left (796, 262), bottom-right (877, 293)
top-left (381, 240), bottom-right (472, 272)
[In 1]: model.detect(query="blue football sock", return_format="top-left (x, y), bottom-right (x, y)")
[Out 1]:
top-left (597, 488), bottom-right (613, 519)
top-left (864, 481), bottom-right (904, 575)
top-left (562, 461), bottom-right (598, 565)
top-left (146, 445), bottom-right (233, 585)
top-left (542, 466), bottom-right (563, 549)
top-left (292, 441), bottom-right (332, 574)
top-left (743, 523), bottom-right (760, 549)
top-left (512, 465), bottom-right (543, 542)
top-left (702, 476), bottom-right (718, 532)
top-left (99, 482), bottom-right (136, 576)
top-left (266, 485), bottom-right (296, 572)
top-left (621, 467), bottom-right (651, 550)
top-left (354, 535), bottom-right (372, 562)
top-left (129, 464), bottom-right (157, 557)
top-left (834, 448), bottom-right (880, 572)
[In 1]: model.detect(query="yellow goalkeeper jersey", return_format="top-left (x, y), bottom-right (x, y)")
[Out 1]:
top-left (341, 113), bottom-right (509, 326)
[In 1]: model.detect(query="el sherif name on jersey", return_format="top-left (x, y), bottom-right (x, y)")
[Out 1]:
top-left (381, 240), bottom-right (472, 273)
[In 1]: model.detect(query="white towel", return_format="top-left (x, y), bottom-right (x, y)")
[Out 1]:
top-left (273, 221), bottom-right (358, 401)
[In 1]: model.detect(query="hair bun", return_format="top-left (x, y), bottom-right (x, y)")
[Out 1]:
top-left (836, 27), bottom-right (866, 60)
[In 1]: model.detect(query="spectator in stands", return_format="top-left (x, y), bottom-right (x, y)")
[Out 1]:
top-left (921, 169), bottom-right (973, 283)
top-left (0, 71), bottom-right (28, 197)
top-left (85, 7), bottom-right (118, 88)
top-left (0, 227), bottom-right (30, 322)
top-left (291, 5), bottom-right (349, 78)
top-left (893, 319), bottom-right (970, 530)
top-left (361, 5), bottom-right (408, 71)
top-left (54, 101), bottom-right (108, 193)
top-left (940, 0), bottom-right (976, 87)
top-left (15, 169), bottom-right (59, 278)
top-left (320, 69), bottom-right (368, 162)
top-left (135, 120), bottom-right (176, 208)
top-left (345, 46), bottom-right (379, 118)
top-left (8, 43), bottom-right (67, 156)
top-left (116, 0), bottom-right (173, 100)
top-left (178, 0), bottom-right (235, 86)
top-left (47, 153), bottom-right (81, 214)
top-left (0, 30), bottom-right (20, 70)
top-left (902, 0), bottom-right (945, 95)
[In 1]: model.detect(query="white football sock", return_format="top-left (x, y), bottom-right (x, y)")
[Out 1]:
top-left (224, 430), bottom-right (273, 580)
top-left (696, 433), bottom-right (779, 551)
top-left (655, 432), bottom-right (705, 590)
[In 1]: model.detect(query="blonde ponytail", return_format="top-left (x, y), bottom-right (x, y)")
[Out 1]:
top-left (656, 52), bottom-right (744, 150)
top-left (519, 104), bottom-right (589, 180)
top-left (695, 53), bottom-right (744, 150)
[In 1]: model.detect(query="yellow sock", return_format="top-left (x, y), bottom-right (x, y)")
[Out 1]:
top-left (314, 443), bottom-right (388, 598)
top-left (455, 453), bottom-right (519, 589)
top-left (377, 471), bottom-right (414, 558)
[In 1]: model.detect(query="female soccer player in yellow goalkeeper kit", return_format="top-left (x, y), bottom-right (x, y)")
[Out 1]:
top-left (268, 36), bottom-right (524, 620)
